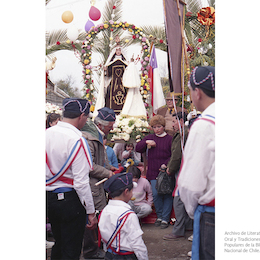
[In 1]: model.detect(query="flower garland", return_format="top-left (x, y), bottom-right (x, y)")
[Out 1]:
top-left (108, 115), bottom-right (150, 143)
top-left (80, 21), bottom-right (151, 107)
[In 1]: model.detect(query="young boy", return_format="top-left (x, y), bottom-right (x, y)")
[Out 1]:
top-left (99, 172), bottom-right (148, 260)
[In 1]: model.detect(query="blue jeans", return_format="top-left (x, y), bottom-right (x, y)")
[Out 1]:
top-left (192, 205), bottom-right (215, 260)
top-left (150, 180), bottom-right (173, 222)
top-left (199, 212), bottom-right (215, 259)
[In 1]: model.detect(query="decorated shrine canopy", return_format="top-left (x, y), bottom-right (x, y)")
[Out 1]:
top-left (163, 0), bottom-right (185, 95)
top-left (81, 21), bottom-right (152, 106)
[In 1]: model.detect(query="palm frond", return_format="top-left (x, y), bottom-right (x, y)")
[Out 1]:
top-left (46, 29), bottom-right (84, 56)
top-left (94, 0), bottom-right (124, 62)
top-left (140, 25), bottom-right (166, 51)
top-left (185, 0), bottom-right (202, 13)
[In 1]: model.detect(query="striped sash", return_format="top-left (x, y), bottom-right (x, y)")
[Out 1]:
top-left (99, 209), bottom-right (135, 255)
top-left (46, 137), bottom-right (93, 186)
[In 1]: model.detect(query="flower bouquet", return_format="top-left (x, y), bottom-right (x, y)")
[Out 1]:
top-left (108, 115), bottom-right (150, 143)
top-left (45, 102), bottom-right (62, 115)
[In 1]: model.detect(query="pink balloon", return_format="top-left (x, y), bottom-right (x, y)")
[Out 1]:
top-left (85, 19), bottom-right (95, 32)
top-left (89, 6), bottom-right (101, 21)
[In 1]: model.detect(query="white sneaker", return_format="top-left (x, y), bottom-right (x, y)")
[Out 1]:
top-left (46, 240), bottom-right (55, 249)
top-left (187, 251), bottom-right (192, 257)
top-left (188, 234), bottom-right (193, 241)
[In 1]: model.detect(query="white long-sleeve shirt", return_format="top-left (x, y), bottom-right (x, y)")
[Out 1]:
top-left (177, 102), bottom-right (215, 219)
top-left (99, 200), bottom-right (148, 260)
top-left (46, 121), bottom-right (95, 214)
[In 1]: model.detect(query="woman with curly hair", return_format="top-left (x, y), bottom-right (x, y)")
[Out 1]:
top-left (136, 115), bottom-right (173, 229)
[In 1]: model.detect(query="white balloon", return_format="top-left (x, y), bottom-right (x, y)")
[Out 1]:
top-left (67, 25), bottom-right (79, 42)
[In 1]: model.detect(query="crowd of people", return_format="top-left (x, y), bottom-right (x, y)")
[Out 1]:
top-left (46, 66), bottom-right (215, 260)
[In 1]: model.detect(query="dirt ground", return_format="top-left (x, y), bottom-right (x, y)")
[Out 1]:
top-left (141, 223), bottom-right (192, 260)
top-left (46, 223), bottom-right (192, 260)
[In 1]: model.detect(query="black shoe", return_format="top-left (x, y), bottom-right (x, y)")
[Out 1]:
top-left (154, 218), bottom-right (162, 227)
top-left (160, 221), bottom-right (169, 229)
top-left (84, 249), bottom-right (105, 259)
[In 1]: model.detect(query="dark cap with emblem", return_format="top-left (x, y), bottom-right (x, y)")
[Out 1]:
top-left (97, 107), bottom-right (116, 122)
top-left (104, 172), bottom-right (133, 194)
top-left (189, 66), bottom-right (215, 92)
top-left (62, 98), bottom-right (90, 118)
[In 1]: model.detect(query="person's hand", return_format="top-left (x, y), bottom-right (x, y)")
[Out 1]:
top-left (108, 171), bottom-right (114, 178)
top-left (86, 213), bottom-right (98, 230)
top-left (110, 166), bottom-right (118, 172)
top-left (161, 164), bottom-right (167, 169)
top-left (166, 168), bottom-right (171, 175)
top-left (146, 140), bottom-right (156, 147)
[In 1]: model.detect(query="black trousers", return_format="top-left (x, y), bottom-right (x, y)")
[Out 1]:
top-left (105, 251), bottom-right (138, 260)
top-left (47, 190), bottom-right (86, 260)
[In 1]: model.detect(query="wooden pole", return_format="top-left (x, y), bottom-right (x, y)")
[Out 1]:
top-left (175, 0), bottom-right (194, 111)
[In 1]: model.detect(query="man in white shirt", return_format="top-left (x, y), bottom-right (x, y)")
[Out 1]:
top-left (177, 66), bottom-right (215, 260)
top-left (46, 98), bottom-right (97, 260)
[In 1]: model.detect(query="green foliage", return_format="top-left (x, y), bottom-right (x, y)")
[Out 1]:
top-left (184, 0), bottom-right (215, 68)
top-left (93, 0), bottom-right (124, 63)
top-left (140, 25), bottom-right (167, 52)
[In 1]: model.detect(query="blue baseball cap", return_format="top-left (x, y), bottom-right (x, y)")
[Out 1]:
top-left (104, 172), bottom-right (133, 193)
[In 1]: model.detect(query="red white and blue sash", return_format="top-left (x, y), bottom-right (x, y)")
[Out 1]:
top-left (198, 114), bottom-right (215, 125)
top-left (46, 137), bottom-right (93, 186)
top-left (99, 209), bottom-right (135, 255)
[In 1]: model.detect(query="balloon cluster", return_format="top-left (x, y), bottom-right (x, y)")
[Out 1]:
top-left (61, 10), bottom-right (78, 42)
top-left (60, 1), bottom-right (102, 42)
top-left (85, 1), bottom-right (101, 33)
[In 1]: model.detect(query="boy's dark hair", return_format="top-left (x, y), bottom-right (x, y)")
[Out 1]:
top-left (109, 183), bottom-right (133, 198)
top-left (128, 166), bottom-right (141, 179)
top-left (198, 87), bottom-right (215, 98)
top-left (63, 110), bottom-right (82, 119)
top-left (172, 111), bottom-right (187, 122)
top-left (190, 81), bottom-right (215, 98)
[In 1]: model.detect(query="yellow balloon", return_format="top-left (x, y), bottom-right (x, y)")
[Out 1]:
top-left (62, 11), bottom-right (74, 23)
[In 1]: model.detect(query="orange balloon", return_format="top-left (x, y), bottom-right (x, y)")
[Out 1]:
top-left (62, 11), bottom-right (74, 23)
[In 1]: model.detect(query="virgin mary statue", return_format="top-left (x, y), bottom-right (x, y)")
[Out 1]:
top-left (94, 41), bottom-right (128, 116)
